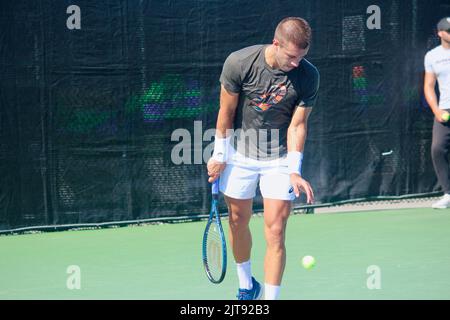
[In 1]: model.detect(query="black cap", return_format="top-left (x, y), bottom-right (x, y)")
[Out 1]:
top-left (437, 17), bottom-right (450, 31)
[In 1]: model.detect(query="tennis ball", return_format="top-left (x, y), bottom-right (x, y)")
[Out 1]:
top-left (442, 112), bottom-right (450, 122)
top-left (302, 255), bottom-right (316, 269)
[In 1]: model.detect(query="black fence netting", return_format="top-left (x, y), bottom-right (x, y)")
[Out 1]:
top-left (1, 0), bottom-right (449, 231)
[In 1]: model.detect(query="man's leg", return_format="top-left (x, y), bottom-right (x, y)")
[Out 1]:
top-left (218, 157), bottom-right (261, 299)
top-left (225, 196), bottom-right (254, 289)
top-left (225, 196), bottom-right (253, 263)
top-left (263, 198), bottom-right (291, 299)
top-left (431, 119), bottom-right (450, 208)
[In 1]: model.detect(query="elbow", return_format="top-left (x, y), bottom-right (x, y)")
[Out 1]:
top-left (296, 123), bottom-right (308, 133)
top-left (219, 105), bottom-right (236, 120)
top-left (288, 124), bottom-right (307, 138)
top-left (423, 86), bottom-right (435, 101)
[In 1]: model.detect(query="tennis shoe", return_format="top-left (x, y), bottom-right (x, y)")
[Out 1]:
top-left (236, 277), bottom-right (263, 300)
top-left (432, 194), bottom-right (450, 209)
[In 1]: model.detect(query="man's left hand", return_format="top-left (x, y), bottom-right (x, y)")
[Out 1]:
top-left (290, 173), bottom-right (315, 204)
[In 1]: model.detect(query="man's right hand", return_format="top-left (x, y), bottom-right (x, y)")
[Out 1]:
top-left (435, 109), bottom-right (448, 123)
top-left (207, 159), bottom-right (226, 183)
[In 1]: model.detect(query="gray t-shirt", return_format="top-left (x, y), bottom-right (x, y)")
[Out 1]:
top-left (219, 44), bottom-right (320, 160)
top-left (424, 45), bottom-right (450, 110)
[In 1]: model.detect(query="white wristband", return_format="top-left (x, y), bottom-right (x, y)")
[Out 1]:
top-left (287, 151), bottom-right (303, 175)
top-left (212, 135), bottom-right (231, 163)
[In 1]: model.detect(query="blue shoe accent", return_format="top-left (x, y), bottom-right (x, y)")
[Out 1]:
top-left (236, 277), bottom-right (262, 300)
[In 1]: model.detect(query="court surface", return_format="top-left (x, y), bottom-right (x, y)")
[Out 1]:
top-left (1, 208), bottom-right (450, 299)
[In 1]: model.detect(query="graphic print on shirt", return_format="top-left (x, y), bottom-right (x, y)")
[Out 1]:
top-left (250, 83), bottom-right (287, 111)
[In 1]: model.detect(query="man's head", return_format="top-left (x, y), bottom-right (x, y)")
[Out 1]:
top-left (437, 17), bottom-right (450, 44)
top-left (272, 17), bottom-right (311, 72)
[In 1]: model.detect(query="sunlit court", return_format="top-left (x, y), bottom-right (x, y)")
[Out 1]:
top-left (1, 206), bottom-right (450, 299)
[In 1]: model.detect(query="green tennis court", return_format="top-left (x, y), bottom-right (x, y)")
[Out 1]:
top-left (1, 208), bottom-right (450, 300)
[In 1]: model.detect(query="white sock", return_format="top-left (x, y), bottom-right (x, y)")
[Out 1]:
top-left (264, 283), bottom-right (280, 300)
top-left (236, 260), bottom-right (253, 290)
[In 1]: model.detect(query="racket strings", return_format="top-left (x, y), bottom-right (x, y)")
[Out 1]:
top-left (205, 223), bottom-right (224, 280)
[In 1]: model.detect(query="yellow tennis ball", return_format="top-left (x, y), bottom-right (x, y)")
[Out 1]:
top-left (442, 111), bottom-right (450, 122)
top-left (302, 255), bottom-right (316, 269)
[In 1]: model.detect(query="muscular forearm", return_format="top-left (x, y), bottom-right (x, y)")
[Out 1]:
top-left (211, 88), bottom-right (238, 163)
top-left (215, 107), bottom-right (235, 138)
top-left (215, 86), bottom-right (238, 138)
top-left (287, 123), bottom-right (307, 153)
top-left (424, 85), bottom-right (440, 115)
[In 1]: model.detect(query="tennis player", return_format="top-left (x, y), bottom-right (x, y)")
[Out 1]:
top-left (207, 17), bottom-right (319, 300)
top-left (424, 17), bottom-right (450, 209)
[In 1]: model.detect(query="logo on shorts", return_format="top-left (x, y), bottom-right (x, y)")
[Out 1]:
top-left (288, 187), bottom-right (294, 194)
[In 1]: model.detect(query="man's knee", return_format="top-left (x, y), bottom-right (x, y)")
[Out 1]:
top-left (229, 213), bottom-right (251, 230)
top-left (225, 196), bottom-right (252, 229)
top-left (265, 223), bottom-right (286, 247)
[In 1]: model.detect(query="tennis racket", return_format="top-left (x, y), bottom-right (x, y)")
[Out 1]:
top-left (202, 179), bottom-right (227, 284)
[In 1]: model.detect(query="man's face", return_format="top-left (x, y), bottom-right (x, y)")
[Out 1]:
top-left (438, 29), bottom-right (450, 43)
top-left (274, 39), bottom-right (309, 72)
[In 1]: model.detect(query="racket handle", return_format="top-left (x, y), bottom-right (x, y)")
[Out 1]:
top-left (212, 179), bottom-right (219, 196)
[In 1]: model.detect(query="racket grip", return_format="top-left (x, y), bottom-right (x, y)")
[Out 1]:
top-left (212, 179), bottom-right (219, 196)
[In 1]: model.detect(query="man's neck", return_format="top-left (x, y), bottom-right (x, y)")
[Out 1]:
top-left (265, 45), bottom-right (279, 69)
top-left (441, 39), bottom-right (450, 49)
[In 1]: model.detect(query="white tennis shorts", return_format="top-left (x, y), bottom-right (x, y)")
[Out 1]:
top-left (219, 147), bottom-right (295, 201)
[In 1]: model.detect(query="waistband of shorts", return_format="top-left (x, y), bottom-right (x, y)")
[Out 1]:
top-left (228, 147), bottom-right (287, 167)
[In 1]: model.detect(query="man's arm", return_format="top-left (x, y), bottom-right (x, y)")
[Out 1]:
top-left (424, 72), bottom-right (443, 121)
top-left (287, 106), bottom-right (312, 153)
top-left (287, 106), bottom-right (314, 203)
top-left (207, 85), bottom-right (239, 182)
top-left (216, 85), bottom-right (239, 138)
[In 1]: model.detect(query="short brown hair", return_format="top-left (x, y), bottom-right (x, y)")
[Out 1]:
top-left (274, 17), bottom-right (311, 49)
